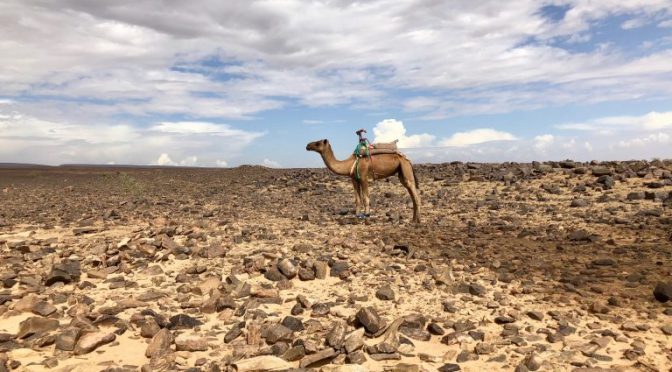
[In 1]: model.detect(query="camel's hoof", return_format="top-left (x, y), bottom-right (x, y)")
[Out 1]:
top-left (356, 213), bottom-right (370, 219)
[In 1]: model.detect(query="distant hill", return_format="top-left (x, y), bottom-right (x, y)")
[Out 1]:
top-left (0, 163), bottom-right (53, 169)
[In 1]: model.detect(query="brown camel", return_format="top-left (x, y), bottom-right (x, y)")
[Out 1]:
top-left (306, 139), bottom-right (421, 223)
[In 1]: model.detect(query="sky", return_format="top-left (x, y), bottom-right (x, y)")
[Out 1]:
top-left (1, 0), bottom-right (671, 168)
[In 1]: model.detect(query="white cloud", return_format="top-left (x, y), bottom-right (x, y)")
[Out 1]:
top-left (556, 111), bottom-right (672, 132)
top-left (584, 141), bottom-right (593, 152)
top-left (440, 129), bottom-right (517, 147)
top-left (372, 119), bottom-right (435, 148)
top-left (617, 132), bottom-right (671, 148)
top-left (0, 103), bottom-right (264, 165)
top-left (262, 158), bottom-right (280, 168)
top-left (659, 19), bottom-right (672, 27)
top-left (621, 17), bottom-right (648, 29)
top-left (156, 153), bottom-right (176, 166)
top-left (533, 134), bottom-right (555, 152)
top-left (216, 159), bottom-right (228, 167)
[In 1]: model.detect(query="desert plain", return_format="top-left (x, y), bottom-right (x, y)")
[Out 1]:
top-left (0, 160), bottom-right (671, 372)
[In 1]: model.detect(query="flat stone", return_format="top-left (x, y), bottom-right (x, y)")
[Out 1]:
top-left (438, 364), bottom-right (461, 372)
top-left (74, 332), bottom-right (116, 355)
top-left (344, 328), bottom-right (365, 353)
top-left (281, 316), bottom-right (304, 332)
top-left (55, 327), bottom-right (81, 351)
top-left (235, 356), bottom-right (292, 372)
top-left (146, 328), bottom-right (173, 358)
top-left (263, 324), bottom-right (293, 344)
top-left (299, 347), bottom-right (338, 368)
top-left (17, 317), bottom-right (59, 339)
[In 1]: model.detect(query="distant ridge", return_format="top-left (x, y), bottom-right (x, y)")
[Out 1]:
top-left (0, 163), bottom-right (54, 169)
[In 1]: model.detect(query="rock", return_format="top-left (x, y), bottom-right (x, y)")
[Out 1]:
top-left (592, 167), bottom-right (612, 176)
top-left (140, 317), bottom-right (161, 338)
top-left (234, 355), bottom-right (292, 371)
top-left (45, 260), bottom-right (81, 286)
top-left (314, 261), bottom-right (328, 279)
top-left (326, 322), bottom-right (347, 348)
top-left (55, 327), bottom-right (81, 351)
top-left (17, 317), bottom-right (59, 339)
top-left (74, 332), bottom-right (116, 355)
top-left (263, 324), bottom-right (293, 344)
top-left (299, 347), bottom-right (338, 368)
top-left (224, 322), bottom-right (245, 343)
top-left (356, 307), bottom-right (385, 334)
top-left (31, 301), bottom-right (57, 317)
top-left (347, 350), bottom-right (367, 364)
top-left (298, 268), bottom-right (315, 281)
top-left (653, 282), bottom-right (672, 302)
top-left (376, 285), bottom-right (395, 301)
top-left (527, 311), bottom-right (544, 321)
top-left (196, 276), bottom-right (220, 296)
top-left (281, 316), bottom-right (304, 332)
top-left (438, 364), bottom-right (461, 372)
top-left (427, 322), bottom-right (444, 335)
top-left (661, 325), bottom-right (672, 335)
top-left (469, 283), bottom-right (487, 297)
top-left (330, 261), bottom-right (349, 277)
top-left (146, 328), bottom-right (173, 358)
top-left (494, 316), bottom-right (515, 324)
top-left (523, 353), bottom-right (541, 371)
top-left (475, 342), bottom-right (495, 355)
top-left (264, 266), bottom-right (286, 282)
top-left (570, 199), bottom-right (588, 208)
top-left (277, 259), bottom-right (298, 279)
top-left (282, 345), bottom-right (306, 361)
top-left (167, 314), bottom-right (203, 330)
top-left (175, 334), bottom-right (208, 352)
top-left (344, 328), bottom-right (365, 353)
top-left (456, 350), bottom-right (478, 362)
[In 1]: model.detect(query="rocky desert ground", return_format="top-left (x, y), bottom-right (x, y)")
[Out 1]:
top-left (1, 160), bottom-right (671, 372)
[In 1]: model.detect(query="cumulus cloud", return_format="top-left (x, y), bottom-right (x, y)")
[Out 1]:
top-left (533, 134), bottom-right (555, 152)
top-left (156, 153), bottom-right (176, 166)
top-left (0, 103), bottom-right (264, 166)
top-left (372, 119), bottom-right (435, 148)
top-left (262, 158), bottom-right (281, 168)
top-left (216, 159), bottom-right (229, 167)
top-left (440, 129), bottom-right (517, 147)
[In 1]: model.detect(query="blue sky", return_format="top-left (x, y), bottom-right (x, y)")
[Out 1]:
top-left (1, 0), bottom-right (671, 167)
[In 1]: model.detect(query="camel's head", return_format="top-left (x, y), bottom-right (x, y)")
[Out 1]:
top-left (306, 139), bottom-right (329, 153)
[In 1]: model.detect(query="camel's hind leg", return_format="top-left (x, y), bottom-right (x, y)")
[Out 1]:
top-left (398, 160), bottom-right (421, 223)
top-left (351, 178), bottom-right (363, 215)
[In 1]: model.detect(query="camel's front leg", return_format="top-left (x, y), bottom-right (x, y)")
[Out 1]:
top-left (360, 178), bottom-right (371, 216)
top-left (351, 178), bottom-right (362, 215)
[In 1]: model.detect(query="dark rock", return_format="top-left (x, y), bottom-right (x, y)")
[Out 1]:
top-left (469, 283), bottom-right (487, 297)
top-left (167, 314), bottom-right (203, 330)
top-left (456, 350), bottom-right (478, 362)
top-left (330, 261), bottom-right (349, 277)
top-left (224, 322), bottom-right (244, 343)
top-left (326, 322), bottom-right (347, 348)
top-left (427, 323), bottom-right (445, 335)
top-left (281, 316), bottom-right (304, 332)
top-left (654, 282), bottom-right (672, 302)
top-left (264, 267), bottom-right (286, 282)
top-left (282, 345), bottom-right (306, 361)
top-left (298, 347), bottom-right (337, 368)
top-left (527, 311), bottom-right (544, 321)
top-left (298, 268), bottom-right (315, 281)
top-left (263, 324), bottom-right (293, 344)
top-left (438, 364), bottom-right (461, 372)
top-left (376, 285), bottom-right (395, 301)
top-left (346, 350), bottom-right (367, 364)
top-left (55, 327), bottom-right (81, 351)
top-left (494, 316), bottom-right (515, 324)
top-left (17, 317), bottom-right (59, 339)
top-left (356, 307), bottom-right (385, 334)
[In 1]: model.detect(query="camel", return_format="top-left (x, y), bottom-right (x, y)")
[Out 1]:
top-left (306, 139), bottom-right (421, 223)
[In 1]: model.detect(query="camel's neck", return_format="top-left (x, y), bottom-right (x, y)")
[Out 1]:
top-left (320, 145), bottom-right (355, 176)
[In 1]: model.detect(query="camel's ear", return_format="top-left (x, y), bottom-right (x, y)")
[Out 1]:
top-left (322, 139), bottom-right (328, 145)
